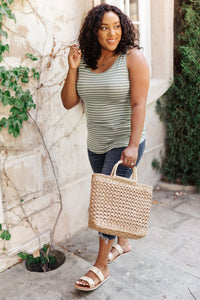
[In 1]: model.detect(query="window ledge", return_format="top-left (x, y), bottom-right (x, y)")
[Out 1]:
top-left (147, 78), bottom-right (173, 106)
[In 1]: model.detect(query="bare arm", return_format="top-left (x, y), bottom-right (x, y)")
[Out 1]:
top-left (120, 48), bottom-right (150, 168)
top-left (61, 45), bottom-right (81, 109)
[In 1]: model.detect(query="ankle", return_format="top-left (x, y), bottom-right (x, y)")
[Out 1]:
top-left (94, 261), bottom-right (108, 271)
top-left (118, 237), bottom-right (129, 246)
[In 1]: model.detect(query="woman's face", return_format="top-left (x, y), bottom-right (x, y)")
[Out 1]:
top-left (97, 11), bottom-right (122, 52)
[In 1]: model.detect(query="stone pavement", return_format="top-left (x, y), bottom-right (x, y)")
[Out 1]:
top-left (0, 188), bottom-right (200, 300)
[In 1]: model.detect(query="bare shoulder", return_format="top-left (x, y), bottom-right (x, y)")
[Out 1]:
top-left (126, 48), bottom-right (149, 71)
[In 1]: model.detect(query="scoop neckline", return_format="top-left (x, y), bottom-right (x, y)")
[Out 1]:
top-left (88, 54), bottom-right (121, 74)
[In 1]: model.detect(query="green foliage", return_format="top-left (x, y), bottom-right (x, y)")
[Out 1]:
top-left (0, 0), bottom-right (40, 137)
top-left (18, 244), bottom-right (56, 266)
top-left (26, 53), bottom-right (38, 61)
top-left (153, 0), bottom-right (200, 190)
top-left (0, 0), bottom-right (15, 61)
top-left (0, 225), bottom-right (11, 241)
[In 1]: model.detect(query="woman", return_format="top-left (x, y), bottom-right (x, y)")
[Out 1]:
top-left (61, 4), bottom-right (150, 291)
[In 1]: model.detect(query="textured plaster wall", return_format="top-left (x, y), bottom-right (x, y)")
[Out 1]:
top-left (0, 0), bottom-right (93, 270)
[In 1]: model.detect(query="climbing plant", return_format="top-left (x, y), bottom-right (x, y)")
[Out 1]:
top-left (0, 224), bottom-right (11, 250)
top-left (0, 0), bottom-right (40, 138)
top-left (0, 0), bottom-right (40, 249)
top-left (152, 0), bottom-right (200, 191)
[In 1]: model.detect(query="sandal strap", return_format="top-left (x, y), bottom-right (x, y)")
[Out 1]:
top-left (108, 251), bottom-right (114, 261)
top-left (79, 275), bottom-right (95, 288)
top-left (113, 244), bottom-right (123, 255)
top-left (89, 266), bottom-right (104, 282)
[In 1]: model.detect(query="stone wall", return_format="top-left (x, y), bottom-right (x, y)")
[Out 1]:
top-left (0, 0), bottom-right (93, 271)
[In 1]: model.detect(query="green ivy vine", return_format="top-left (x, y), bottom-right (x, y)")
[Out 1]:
top-left (0, 0), bottom-right (40, 249)
top-left (0, 224), bottom-right (11, 251)
top-left (0, 0), bottom-right (40, 138)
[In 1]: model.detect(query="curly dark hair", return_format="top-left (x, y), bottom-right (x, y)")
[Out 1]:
top-left (78, 4), bottom-right (140, 70)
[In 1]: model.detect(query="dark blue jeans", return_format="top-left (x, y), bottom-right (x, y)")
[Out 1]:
top-left (88, 140), bottom-right (145, 240)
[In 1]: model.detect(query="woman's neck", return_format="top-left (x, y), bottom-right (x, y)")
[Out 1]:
top-left (100, 48), bottom-right (115, 59)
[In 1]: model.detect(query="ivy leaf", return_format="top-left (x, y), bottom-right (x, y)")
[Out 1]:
top-left (26, 53), bottom-right (38, 61)
top-left (5, 44), bottom-right (9, 52)
top-left (26, 99), bottom-right (36, 109)
top-left (17, 252), bottom-right (28, 260)
top-left (0, 232), bottom-right (4, 239)
top-left (33, 71), bottom-right (40, 80)
top-left (2, 93), bottom-right (10, 106)
top-left (12, 67), bottom-right (21, 78)
top-left (2, 117), bottom-right (12, 128)
top-left (0, 3), bottom-right (16, 21)
top-left (0, 26), bottom-right (8, 39)
top-left (0, 230), bottom-right (11, 240)
top-left (0, 117), bottom-right (7, 128)
top-left (12, 127), bottom-right (20, 137)
top-left (0, 43), bottom-right (9, 53)
top-left (4, 90), bottom-right (10, 97)
top-left (5, 230), bottom-right (11, 240)
top-left (2, 90), bottom-right (11, 105)
top-left (10, 81), bottom-right (18, 91)
top-left (14, 98), bottom-right (24, 109)
top-left (10, 106), bottom-right (20, 116)
top-left (21, 77), bottom-right (29, 83)
top-left (1, 79), bottom-right (11, 88)
top-left (8, 125), bottom-right (13, 135)
top-left (18, 111), bottom-right (28, 121)
top-left (0, 3), bottom-right (12, 18)
top-left (15, 86), bottom-right (23, 98)
top-left (0, 66), bottom-right (6, 79)
top-left (42, 244), bottom-right (49, 253)
top-left (0, 89), bottom-right (3, 102)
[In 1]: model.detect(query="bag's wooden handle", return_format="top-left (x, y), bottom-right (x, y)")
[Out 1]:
top-left (110, 160), bottom-right (137, 182)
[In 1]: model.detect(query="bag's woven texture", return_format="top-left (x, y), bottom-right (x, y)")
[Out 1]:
top-left (88, 161), bottom-right (153, 239)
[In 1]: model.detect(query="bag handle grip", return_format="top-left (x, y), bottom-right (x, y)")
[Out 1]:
top-left (110, 160), bottom-right (137, 182)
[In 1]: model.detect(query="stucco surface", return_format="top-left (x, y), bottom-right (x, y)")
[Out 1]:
top-left (0, 0), bottom-right (92, 267)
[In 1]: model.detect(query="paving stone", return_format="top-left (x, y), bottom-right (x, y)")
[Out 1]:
top-left (174, 196), bottom-right (200, 219)
top-left (149, 205), bottom-right (189, 231)
top-left (0, 189), bottom-right (200, 300)
top-left (172, 217), bottom-right (200, 243)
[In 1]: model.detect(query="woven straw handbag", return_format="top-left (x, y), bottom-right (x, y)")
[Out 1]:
top-left (88, 160), bottom-right (153, 239)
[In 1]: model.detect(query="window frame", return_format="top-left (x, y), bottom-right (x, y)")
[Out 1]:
top-left (125, 0), bottom-right (152, 74)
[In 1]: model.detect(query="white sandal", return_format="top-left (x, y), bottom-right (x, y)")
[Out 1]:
top-left (74, 266), bottom-right (110, 291)
top-left (108, 244), bottom-right (131, 264)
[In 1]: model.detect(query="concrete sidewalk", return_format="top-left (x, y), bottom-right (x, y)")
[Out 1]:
top-left (0, 188), bottom-right (200, 300)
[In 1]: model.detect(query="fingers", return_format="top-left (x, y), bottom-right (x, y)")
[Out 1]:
top-left (122, 159), bottom-right (136, 169)
top-left (68, 45), bottom-right (81, 69)
top-left (120, 153), bottom-right (137, 169)
top-left (70, 45), bottom-right (81, 55)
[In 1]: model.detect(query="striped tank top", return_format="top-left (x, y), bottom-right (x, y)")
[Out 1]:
top-left (77, 53), bottom-right (146, 154)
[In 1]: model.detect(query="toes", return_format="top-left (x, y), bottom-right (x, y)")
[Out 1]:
top-left (76, 279), bottom-right (89, 287)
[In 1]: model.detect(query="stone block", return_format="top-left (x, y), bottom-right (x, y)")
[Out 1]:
top-left (174, 196), bottom-right (200, 219)
top-left (2, 149), bottom-right (56, 209)
top-left (53, 176), bottom-right (91, 242)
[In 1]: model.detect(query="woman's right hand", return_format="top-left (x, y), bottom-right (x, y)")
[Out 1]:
top-left (68, 45), bottom-right (81, 70)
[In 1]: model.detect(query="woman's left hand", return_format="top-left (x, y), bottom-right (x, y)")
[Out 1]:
top-left (120, 146), bottom-right (138, 168)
